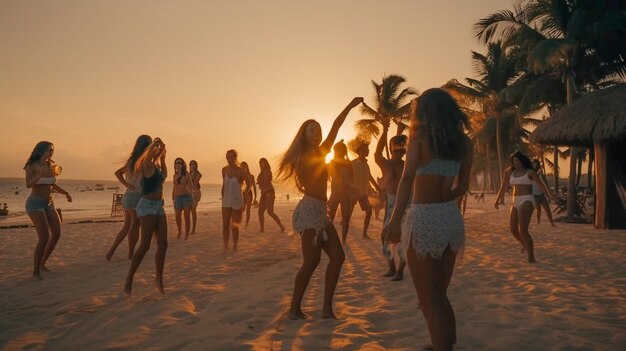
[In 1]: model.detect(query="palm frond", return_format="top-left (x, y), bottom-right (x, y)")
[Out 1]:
top-left (354, 119), bottom-right (381, 139)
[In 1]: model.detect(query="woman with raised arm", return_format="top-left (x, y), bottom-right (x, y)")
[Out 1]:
top-left (277, 97), bottom-right (363, 319)
top-left (24, 141), bottom-right (72, 279)
top-left (106, 135), bottom-right (152, 261)
top-left (257, 158), bottom-right (285, 232)
top-left (495, 152), bottom-right (554, 263)
top-left (189, 160), bottom-right (202, 234)
top-left (240, 161), bottom-right (257, 229)
top-left (125, 138), bottom-right (168, 295)
top-left (221, 150), bottom-right (251, 252)
top-left (384, 89), bottom-right (472, 350)
top-left (172, 157), bottom-right (195, 240)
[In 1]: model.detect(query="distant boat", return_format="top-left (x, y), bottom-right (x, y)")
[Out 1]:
top-left (94, 183), bottom-right (105, 191)
top-left (106, 186), bottom-right (120, 190)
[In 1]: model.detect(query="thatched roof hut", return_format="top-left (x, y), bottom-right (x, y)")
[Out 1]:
top-left (530, 83), bottom-right (626, 146)
top-left (529, 83), bottom-right (626, 229)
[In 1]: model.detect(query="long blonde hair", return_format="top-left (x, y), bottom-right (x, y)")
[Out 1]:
top-left (276, 119), bottom-right (320, 192)
top-left (133, 140), bottom-right (164, 174)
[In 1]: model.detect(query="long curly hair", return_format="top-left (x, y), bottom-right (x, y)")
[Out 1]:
top-left (413, 88), bottom-right (469, 159)
top-left (24, 141), bottom-right (54, 169)
top-left (511, 151), bottom-right (533, 170)
top-left (276, 119), bottom-right (321, 192)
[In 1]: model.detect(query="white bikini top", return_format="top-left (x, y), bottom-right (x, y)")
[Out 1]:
top-left (37, 176), bottom-right (57, 185)
top-left (510, 170), bottom-right (533, 186)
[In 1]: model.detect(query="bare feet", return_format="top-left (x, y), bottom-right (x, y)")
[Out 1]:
top-left (280, 227), bottom-right (286, 233)
top-left (383, 269), bottom-right (396, 277)
top-left (288, 310), bottom-right (309, 320)
top-left (124, 281), bottom-right (132, 296)
top-left (528, 257), bottom-right (537, 263)
top-left (259, 229), bottom-right (265, 233)
top-left (390, 271), bottom-right (404, 281)
top-left (32, 273), bottom-right (43, 281)
top-left (520, 245), bottom-right (527, 253)
top-left (156, 279), bottom-right (164, 294)
top-left (321, 308), bottom-right (338, 319)
top-left (39, 265), bottom-right (50, 272)
top-left (105, 253), bottom-right (112, 261)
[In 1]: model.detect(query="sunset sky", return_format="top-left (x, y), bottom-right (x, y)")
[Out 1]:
top-left (1, 0), bottom-right (515, 183)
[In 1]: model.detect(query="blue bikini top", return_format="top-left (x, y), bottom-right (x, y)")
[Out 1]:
top-left (415, 158), bottom-right (460, 177)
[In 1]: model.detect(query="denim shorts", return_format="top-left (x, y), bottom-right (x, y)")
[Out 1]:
top-left (25, 196), bottom-right (54, 213)
top-left (173, 194), bottom-right (194, 210)
top-left (136, 198), bottom-right (165, 217)
top-left (122, 190), bottom-right (143, 210)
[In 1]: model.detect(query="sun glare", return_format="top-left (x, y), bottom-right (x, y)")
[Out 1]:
top-left (325, 151), bottom-right (334, 164)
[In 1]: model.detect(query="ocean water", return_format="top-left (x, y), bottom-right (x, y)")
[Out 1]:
top-left (0, 178), bottom-right (296, 224)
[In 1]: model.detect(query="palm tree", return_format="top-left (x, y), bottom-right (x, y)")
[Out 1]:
top-left (443, 41), bottom-right (519, 191)
top-left (356, 74), bottom-right (417, 157)
top-left (475, 0), bottom-right (626, 218)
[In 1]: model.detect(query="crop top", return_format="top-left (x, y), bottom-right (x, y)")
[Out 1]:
top-left (142, 168), bottom-right (165, 195)
top-left (37, 176), bottom-right (57, 185)
top-left (509, 170), bottom-right (534, 186)
top-left (415, 158), bottom-right (460, 177)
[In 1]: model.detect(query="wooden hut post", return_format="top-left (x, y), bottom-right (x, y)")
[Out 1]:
top-left (594, 142), bottom-right (607, 229)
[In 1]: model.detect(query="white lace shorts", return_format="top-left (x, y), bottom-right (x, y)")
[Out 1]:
top-left (401, 201), bottom-right (465, 260)
top-left (292, 195), bottom-right (331, 245)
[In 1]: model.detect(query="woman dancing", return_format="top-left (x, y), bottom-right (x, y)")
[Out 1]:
top-left (384, 89), bottom-right (472, 350)
top-left (326, 140), bottom-right (355, 244)
top-left (24, 141), bottom-right (72, 279)
top-left (221, 150), bottom-right (251, 252)
top-left (257, 158), bottom-right (285, 232)
top-left (277, 97), bottom-right (363, 319)
top-left (495, 152), bottom-right (554, 263)
top-left (125, 138), bottom-right (168, 295)
top-left (240, 161), bottom-right (257, 229)
top-left (172, 157), bottom-right (195, 240)
top-left (106, 135), bottom-right (152, 260)
top-left (189, 160), bottom-right (202, 234)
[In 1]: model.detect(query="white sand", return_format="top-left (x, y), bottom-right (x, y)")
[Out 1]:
top-left (0, 195), bottom-right (624, 350)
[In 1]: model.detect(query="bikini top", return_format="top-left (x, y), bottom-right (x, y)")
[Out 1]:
top-left (37, 176), bottom-right (57, 185)
top-left (142, 168), bottom-right (165, 195)
top-left (510, 170), bottom-right (534, 186)
top-left (415, 158), bottom-right (460, 177)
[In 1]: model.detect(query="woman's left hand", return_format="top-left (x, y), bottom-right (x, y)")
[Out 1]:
top-left (383, 219), bottom-right (401, 244)
top-left (65, 193), bottom-right (72, 203)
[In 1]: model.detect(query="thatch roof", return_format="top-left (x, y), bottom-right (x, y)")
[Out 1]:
top-left (530, 83), bottom-right (626, 146)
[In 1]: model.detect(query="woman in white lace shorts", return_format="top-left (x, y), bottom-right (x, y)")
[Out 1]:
top-left (384, 89), bottom-right (473, 350)
top-left (277, 97), bottom-right (363, 320)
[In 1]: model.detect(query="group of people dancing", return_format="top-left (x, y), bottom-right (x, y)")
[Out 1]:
top-left (22, 87), bottom-right (557, 350)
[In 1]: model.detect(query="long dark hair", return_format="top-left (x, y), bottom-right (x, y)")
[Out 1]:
top-left (414, 88), bottom-right (469, 159)
top-left (24, 141), bottom-right (54, 169)
top-left (259, 158), bottom-right (272, 180)
top-left (175, 157), bottom-right (187, 184)
top-left (124, 135), bottom-right (152, 175)
top-left (277, 119), bottom-right (321, 192)
top-left (511, 151), bottom-right (533, 170)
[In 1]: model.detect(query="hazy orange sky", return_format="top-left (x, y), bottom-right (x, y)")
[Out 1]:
top-left (1, 0), bottom-right (514, 183)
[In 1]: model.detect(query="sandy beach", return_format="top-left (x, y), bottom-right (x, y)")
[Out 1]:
top-left (0, 195), bottom-right (624, 350)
